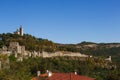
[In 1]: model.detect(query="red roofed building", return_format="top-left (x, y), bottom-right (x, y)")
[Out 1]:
top-left (32, 72), bottom-right (95, 80)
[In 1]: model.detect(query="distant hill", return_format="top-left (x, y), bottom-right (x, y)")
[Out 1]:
top-left (58, 41), bottom-right (120, 62)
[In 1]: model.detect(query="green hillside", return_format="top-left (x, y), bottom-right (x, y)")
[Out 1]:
top-left (0, 33), bottom-right (56, 52)
top-left (0, 33), bottom-right (120, 80)
top-left (0, 33), bottom-right (120, 62)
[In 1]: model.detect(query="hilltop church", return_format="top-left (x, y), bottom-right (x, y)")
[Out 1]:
top-left (14, 25), bottom-right (23, 36)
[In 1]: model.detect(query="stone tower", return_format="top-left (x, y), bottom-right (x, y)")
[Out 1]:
top-left (20, 25), bottom-right (23, 36)
top-left (9, 42), bottom-right (25, 55)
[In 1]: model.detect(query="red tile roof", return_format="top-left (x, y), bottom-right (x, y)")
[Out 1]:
top-left (46, 73), bottom-right (95, 80)
top-left (32, 73), bottom-right (95, 80)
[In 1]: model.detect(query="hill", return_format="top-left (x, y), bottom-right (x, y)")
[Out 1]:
top-left (0, 33), bottom-right (56, 52)
top-left (58, 41), bottom-right (120, 62)
top-left (0, 33), bottom-right (120, 80)
top-left (0, 33), bottom-right (120, 62)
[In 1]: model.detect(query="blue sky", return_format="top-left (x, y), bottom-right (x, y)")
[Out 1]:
top-left (0, 0), bottom-right (120, 44)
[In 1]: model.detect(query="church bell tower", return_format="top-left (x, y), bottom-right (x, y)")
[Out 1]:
top-left (20, 25), bottom-right (23, 36)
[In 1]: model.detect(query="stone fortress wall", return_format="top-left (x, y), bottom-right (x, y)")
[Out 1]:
top-left (0, 42), bottom-right (111, 62)
top-left (31, 51), bottom-right (88, 58)
top-left (0, 42), bottom-right (88, 58)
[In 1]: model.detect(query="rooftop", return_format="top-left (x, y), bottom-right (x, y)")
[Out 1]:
top-left (32, 72), bottom-right (95, 80)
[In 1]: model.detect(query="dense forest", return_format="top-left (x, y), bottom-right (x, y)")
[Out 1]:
top-left (0, 55), bottom-right (120, 80)
top-left (0, 33), bottom-right (120, 80)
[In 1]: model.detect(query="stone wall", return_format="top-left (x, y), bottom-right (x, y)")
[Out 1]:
top-left (31, 51), bottom-right (88, 58)
top-left (0, 42), bottom-right (89, 58)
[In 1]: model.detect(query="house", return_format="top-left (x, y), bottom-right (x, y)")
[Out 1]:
top-left (32, 72), bottom-right (95, 80)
